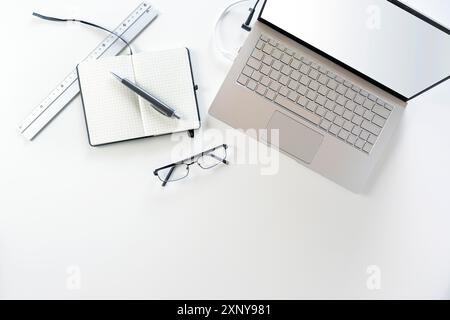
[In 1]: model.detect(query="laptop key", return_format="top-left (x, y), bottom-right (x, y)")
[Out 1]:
top-left (272, 48), bottom-right (282, 60)
top-left (363, 110), bottom-right (375, 121)
top-left (368, 134), bottom-right (377, 145)
top-left (288, 91), bottom-right (299, 102)
top-left (343, 110), bottom-right (353, 121)
top-left (373, 105), bottom-right (391, 119)
top-left (263, 55), bottom-right (274, 66)
top-left (279, 75), bottom-right (290, 86)
top-left (336, 96), bottom-right (347, 106)
top-left (291, 59), bottom-right (301, 70)
top-left (316, 106), bottom-right (326, 117)
top-left (338, 129), bottom-right (350, 141)
top-left (325, 111), bottom-right (335, 122)
top-left (298, 96), bottom-right (309, 107)
top-left (334, 117), bottom-right (345, 127)
top-left (243, 66), bottom-right (253, 77)
top-left (352, 116), bottom-right (363, 126)
top-left (320, 119), bottom-right (332, 131)
top-left (309, 69), bottom-right (319, 80)
top-left (318, 85), bottom-right (328, 96)
top-left (247, 79), bottom-right (257, 91)
top-left (306, 90), bottom-right (317, 101)
top-left (352, 126), bottom-right (362, 136)
top-left (256, 40), bottom-right (265, 50)
top-left (345, 101), bottom-right (356, 112)
top-left (279, 86), bottom-right (289, 96)
top-left (316, 95), bottom-right (326, 106)
top-left (385, 104), bottom-right (394, 111)
top-left (288, 80), bottom-right (298, 91)
top-left (260, 76), bottom-right (271, 87)
top-left (334, 105), bottom-right (345, 116)
top-left (252, 49), bottom-right (264, 60)
top-left (291, 70), bottom-right (301, 81)
top-left (300, 64), bottom-right (310, 75)
top-left (360, 130), bottom-right (370, 141)
top-left (309, 80), bottom-right (319, 91)
top-left (327, 79), bottom-right (338, 90)
top-left (372, 115), bottom-right (386, 127)
top-left (354, 105), bottom-right (365, 116)
top-left (270, 81), bottom-right (281, 92)
top-left (263, 43), bottom-right (274, 55)
top-left (343, 121), bottom-right (354, 132)
top-left (281, 54), bottom-right (292, 65)
top-left (300, 75), bottom-right (310, 86)
top-left (354, 94), bottom-right (365, 105)
top-left (363, 99), bottom-right (375, 109)
top-left (251, 71), bottom-right (262, 82)
top-left (345, 89), bottom-right (357, 100)
top-left (256, 84), bottom-right (267, 96)
top-left (261, 65), bottom-right (271, 76)
top-left (363, 142), bottom-right (373, 154)
top-left (325, 100), bottom-right (335, 111)
top-left (362, 120), bottom-right (382, 136)
top-left (237, 74), bottom-right (249, 86)
top-left (274, 95), bottom-right (321, 125)
top-left (327, 91), bottom-right (337, 101)
top-left (355, 139), bottom-right (365, 149)
top-left (329, 124), bottom-right (340, 135)
top-left (281, 65), bottom-right (293, 76)
top-left (347, 134), bottom-right (357, 145)
top-left (247, 57), bottom-right (262, 70)
top-left (307, 102), bottom-right (318, 112)
top-left (270, 70), bottom-right (281, 81)
top-left (272, 60), bottom-right (283, 71)
top-left (297, 84), bottom-right (308, 96)
top-left (266, 89), bottom-right (277, 101)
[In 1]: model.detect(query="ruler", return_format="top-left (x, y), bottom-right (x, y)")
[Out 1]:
top-left (19, 2), bottom-right (158, 140)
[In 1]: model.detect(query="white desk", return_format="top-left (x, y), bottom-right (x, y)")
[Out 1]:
top-left (0, 0), bottom-right (449, 299)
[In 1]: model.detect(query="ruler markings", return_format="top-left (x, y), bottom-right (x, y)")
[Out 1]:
top-left (19, 3), bottom-right (158, 140)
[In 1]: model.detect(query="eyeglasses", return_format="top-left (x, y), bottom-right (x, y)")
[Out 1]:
top-left (153, 144), bottom-right (229, 187)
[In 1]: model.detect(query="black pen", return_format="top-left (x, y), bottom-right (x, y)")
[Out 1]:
top-left (111, 72), bottom-right (180, 119)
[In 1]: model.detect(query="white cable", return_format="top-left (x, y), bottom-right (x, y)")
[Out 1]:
top-left (213, 0), bottom-right (251, 62)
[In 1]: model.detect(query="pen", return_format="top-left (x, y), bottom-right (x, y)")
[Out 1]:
top-left (111, 72), bottom-right (180, 120)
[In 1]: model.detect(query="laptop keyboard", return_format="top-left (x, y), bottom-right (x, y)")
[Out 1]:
top-left (237, 34), bottom-right (393, 154)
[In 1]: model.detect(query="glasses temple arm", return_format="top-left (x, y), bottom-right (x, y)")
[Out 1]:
top-left (209, 153), bottom-right (229, 165)
top-left (162, 166), bottom-right (176, 187)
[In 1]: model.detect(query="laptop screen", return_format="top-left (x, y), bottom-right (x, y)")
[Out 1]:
top-left (259, 0), bottom-right (450, 100)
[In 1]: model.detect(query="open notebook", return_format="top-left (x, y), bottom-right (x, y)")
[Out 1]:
top-left (77, 48), bottom-right (200, 146)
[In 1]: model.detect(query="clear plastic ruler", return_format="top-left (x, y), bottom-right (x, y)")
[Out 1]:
top-left (19, 2), bottom-right (158, 140)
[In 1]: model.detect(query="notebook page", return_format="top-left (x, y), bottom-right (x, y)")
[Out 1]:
top-left (78, 55), bottom-right (144, 146)
top-left (133, 49), bottom-right (200, 136)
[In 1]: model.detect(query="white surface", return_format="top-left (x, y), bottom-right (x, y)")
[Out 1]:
top-left (0, 0), bottom-right (449, 299)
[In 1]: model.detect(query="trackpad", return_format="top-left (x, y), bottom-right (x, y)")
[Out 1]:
top-left (265, 112), bottom-right (323, 164)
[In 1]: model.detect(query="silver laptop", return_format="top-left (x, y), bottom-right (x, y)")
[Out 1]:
top-left (209, 0), bottom-right (450, 192)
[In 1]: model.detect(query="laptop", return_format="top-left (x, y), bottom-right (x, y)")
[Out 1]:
top-left (209, 0), bottom-right (450, 192)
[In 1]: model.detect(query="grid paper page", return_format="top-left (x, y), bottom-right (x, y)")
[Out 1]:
top-left (78, 55), bottom-right (144, 146)
top-left (133, 49), bottom-right (200, 136)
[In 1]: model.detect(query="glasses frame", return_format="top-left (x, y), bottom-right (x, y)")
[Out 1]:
top-left (153, 144), bottom-right (229, 187)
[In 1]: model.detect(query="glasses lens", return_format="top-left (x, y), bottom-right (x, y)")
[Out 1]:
top-left (198, 146), bottom-right (227, 169)
top-left (157, 164), bottom-right (189, 182)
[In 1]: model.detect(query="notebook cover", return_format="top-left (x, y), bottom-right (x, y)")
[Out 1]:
top-left (77, 48), bottom-right (201, 147)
